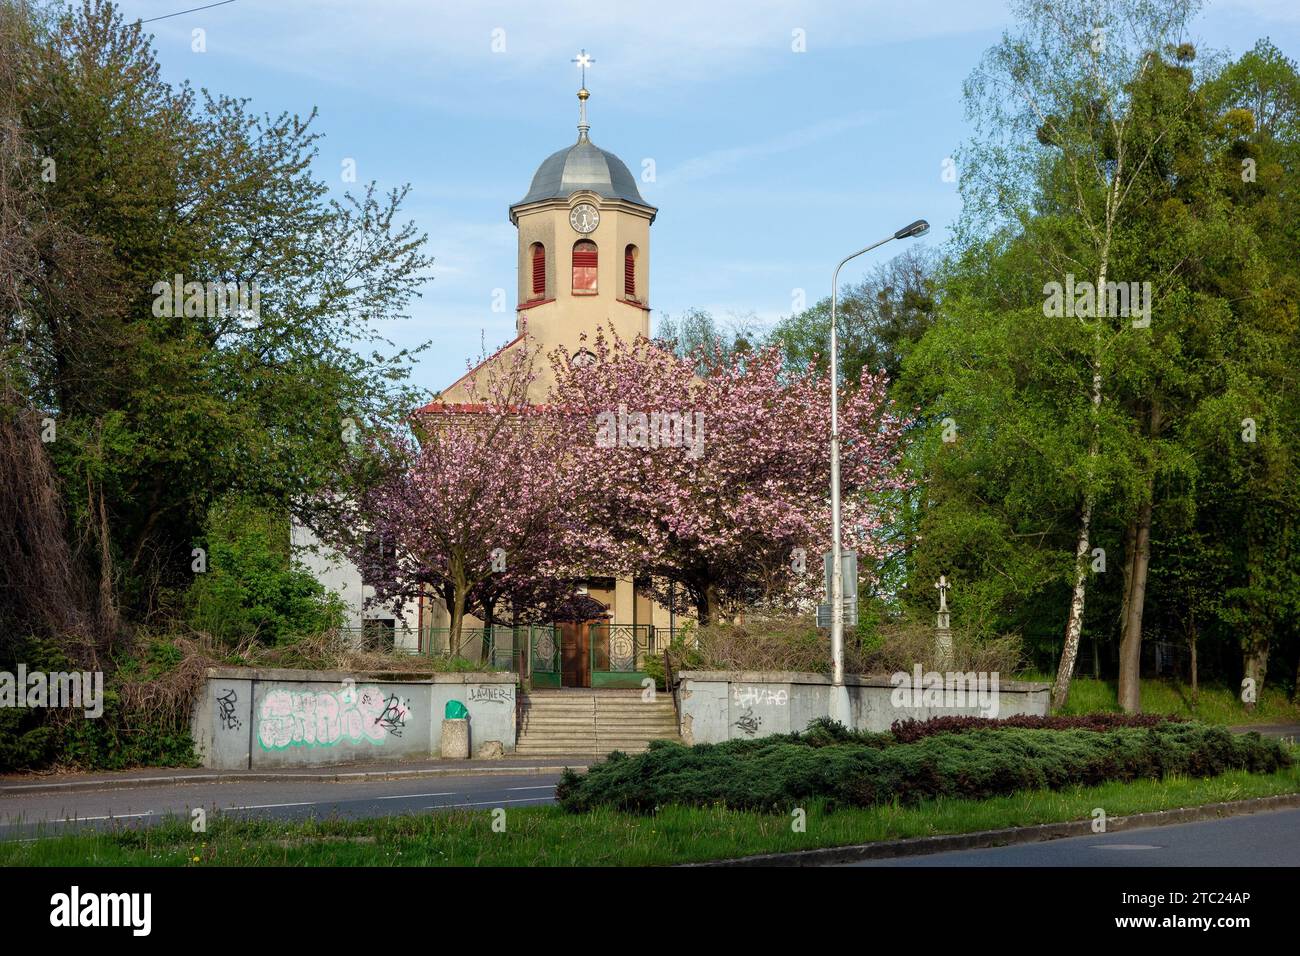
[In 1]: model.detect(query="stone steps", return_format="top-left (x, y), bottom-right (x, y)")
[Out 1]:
top-left (515, 689), bottom-right (681, 756)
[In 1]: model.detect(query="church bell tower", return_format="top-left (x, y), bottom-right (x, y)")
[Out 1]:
top-left (509, 74), bottom-right (657, 372)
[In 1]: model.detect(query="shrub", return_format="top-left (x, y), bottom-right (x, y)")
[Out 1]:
top-left (0, 634), bottom-right (202, 772)
top-left (186, 495), bottom-right (345, 645)
top-left (555, 719), bottom-right (1292, 813)
top-left (889, 712), bottom-right (1185, 743)
top-left (671, 613), bottom-right (1022, 676)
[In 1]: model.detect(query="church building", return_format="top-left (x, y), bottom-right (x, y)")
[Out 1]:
top-left (412, 80), bottom-right (689, 685)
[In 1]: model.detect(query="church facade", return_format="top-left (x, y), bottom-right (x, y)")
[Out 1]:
top-left (412, 86), bottom-right (689, 684)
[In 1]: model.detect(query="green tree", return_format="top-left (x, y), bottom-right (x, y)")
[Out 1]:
top-left (186, 495), bottom-right (345, 644)
top-left (2, 1), bottom-right (433, 632)
top-left (768, 246), bottom-right (938, 387)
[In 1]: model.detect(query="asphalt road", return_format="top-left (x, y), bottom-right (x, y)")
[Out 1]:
top-left (0, 771), bottom-right (566, 841)
top-left (846, 807), bottom-right (1300, 866)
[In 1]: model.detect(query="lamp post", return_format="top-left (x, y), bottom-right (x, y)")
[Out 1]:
top-left (828, 218), bottom-right (929, 725)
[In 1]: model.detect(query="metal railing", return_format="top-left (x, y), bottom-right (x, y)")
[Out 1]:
top-left (336, 624), bottom-right (533, 671)
top-left (336, 621), bottom-right (692, 679)
top-left (589, 623), bottom-right (658, 674)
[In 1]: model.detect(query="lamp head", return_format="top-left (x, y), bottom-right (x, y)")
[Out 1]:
top-left (894, 219), bottom-right (930, 240)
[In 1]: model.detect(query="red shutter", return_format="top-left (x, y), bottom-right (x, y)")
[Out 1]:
top-left (624, 248), bottom-right (636, 298)
top-left (572, 242), bottom-right (598, 293)
top-left (531, 246), bottom-right (545, 296)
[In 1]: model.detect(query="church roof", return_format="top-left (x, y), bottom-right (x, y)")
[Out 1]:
top-left (510, 86), bottom-right (654, 220)
top-left (514, 138), bottom-right (649, 209)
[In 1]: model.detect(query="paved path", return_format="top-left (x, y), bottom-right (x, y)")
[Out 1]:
top-left (846, 807), bottom-right (1300, 866)
top-left (0, 769), bottom-right (569, 840)
top-left (1228, 723), bottom-right (1300, 742)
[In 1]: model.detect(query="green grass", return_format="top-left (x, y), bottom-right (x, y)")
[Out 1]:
top-left (4, 761), bottom-right (1297, 866)
top-left (1016, 675), bottom-right (1300, 726)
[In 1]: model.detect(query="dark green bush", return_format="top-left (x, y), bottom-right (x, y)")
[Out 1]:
top-left (0, 635), bottom-right (199, 773)
top-left (555, 720), bottom-right (1292, 813)
top-left (185, 494), bottom-right (345, 645)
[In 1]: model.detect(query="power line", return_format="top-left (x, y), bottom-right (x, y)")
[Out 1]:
top-left (139, 0), bottom-right (238, 24)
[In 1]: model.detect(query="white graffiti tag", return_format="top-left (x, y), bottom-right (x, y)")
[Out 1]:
top-left (732, 686), bottom-right (788, 707)
top-left (257, 685), bottom-right (401, 750)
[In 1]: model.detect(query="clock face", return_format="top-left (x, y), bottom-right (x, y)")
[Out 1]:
top-left (569, 202), bottom-right (600, 234)
top-left (570, 348), bottom-right (598, 368)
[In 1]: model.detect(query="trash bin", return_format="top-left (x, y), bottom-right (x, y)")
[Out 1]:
top-left (441, 699), bottom-right (469, 758)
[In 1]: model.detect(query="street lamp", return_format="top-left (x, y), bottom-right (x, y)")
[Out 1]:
top-left (828, 218), bottom-right (929, 725)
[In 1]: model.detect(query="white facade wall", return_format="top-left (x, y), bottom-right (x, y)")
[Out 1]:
top-left (289, 519), bottom-right (420, 650)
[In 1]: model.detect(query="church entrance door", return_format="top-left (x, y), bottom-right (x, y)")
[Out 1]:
top-left (560, 620), bottom-right (592, 687)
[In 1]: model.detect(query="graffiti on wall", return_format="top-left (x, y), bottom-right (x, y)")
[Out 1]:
top-left (375, 694), bottom-right (410, 737)
top-left (734, 707), bottom-right (762, 736)
top-left (216, 688), bottom-right (242, 731)
top-left (467, 686), bottom-right (512, 705)
top-left (256, 685), bottom-right (412, 750)
top-left (733, 686), bottom-right (787, 707)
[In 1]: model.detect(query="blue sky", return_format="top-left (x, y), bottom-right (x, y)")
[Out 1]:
top-left (124, 0), bottom-right (1300, 397)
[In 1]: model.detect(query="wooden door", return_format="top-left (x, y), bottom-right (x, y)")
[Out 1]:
top-left (560, 621), bottom-right (591, 687)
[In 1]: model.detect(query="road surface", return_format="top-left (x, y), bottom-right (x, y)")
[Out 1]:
top-left (0, 770), bottom-right (566, 841)
top-left (845, 807), bottom-right (1300, 866)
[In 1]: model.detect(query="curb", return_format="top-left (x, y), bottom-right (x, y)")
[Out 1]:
top-left (0, 763), bottom-right (590, 797)
top-left (687, 792), bottom-right (1300, 867)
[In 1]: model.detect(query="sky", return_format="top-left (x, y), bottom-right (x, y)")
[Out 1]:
top-left (121, 0), bottom-right (1300, 398)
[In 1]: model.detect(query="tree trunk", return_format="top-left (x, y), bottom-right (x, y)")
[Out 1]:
top-left (448, 559), bottom-right (469, 658)
top-left (1243, 637), bottom-right (1268, 714)
top-left (1052, 346), bottom-right (1104, 711)
top-left (1188, 614), bottom-right (1198, 709)
top-left (1117, 494), bottom-right (1152, 713)
top-left (1118, 518), bottom-right (1138, 644)
top-left (694, 582), bottom-right (720, 627)
top-left (480, 595), bottom-right (497, 665)
top-left (1242, 532), bottom-right (1267, 713)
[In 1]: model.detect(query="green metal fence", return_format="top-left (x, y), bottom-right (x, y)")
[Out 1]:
top-left (336, 624), bottom-right (527, 671)
top-left (419, 626), bottom-right (519, 669)
top-left (589, 623), bottom-right (659, 688)
top-left (337, 622), bottom-right (679, 684)
top-left (528, 625), bottom-right (562, 688)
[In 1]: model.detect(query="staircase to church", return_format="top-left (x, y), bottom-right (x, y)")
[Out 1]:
top-left (515, 689), bottom-right (681, 757)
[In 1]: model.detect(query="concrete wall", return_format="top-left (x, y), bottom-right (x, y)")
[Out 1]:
top-left (192, 667), bottom-right (517, 769)
top-left (676, 671), bottom-right (1051, 746)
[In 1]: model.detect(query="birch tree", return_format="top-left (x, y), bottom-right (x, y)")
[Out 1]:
top-left (960, 0), bottom-right (1201, 708)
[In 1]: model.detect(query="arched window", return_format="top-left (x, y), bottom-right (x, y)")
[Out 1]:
top-left (530, 243), bottom-right (545, 298)
top-left (624, 244), bottom-right (638, 299)
top-left (572, 240), bottom-right (598, 295)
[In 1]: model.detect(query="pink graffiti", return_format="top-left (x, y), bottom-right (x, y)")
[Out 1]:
top-left (256, 685), bottom-right (397, 750)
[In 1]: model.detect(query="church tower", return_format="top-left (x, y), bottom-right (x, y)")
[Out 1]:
top-left (417, 65), bottom-right (681, 671)
top-left (508, 84), bottom-right (656, 390)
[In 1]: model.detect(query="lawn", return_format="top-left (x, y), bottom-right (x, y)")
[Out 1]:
top-left (3, 762), bottom-right (1297, 867)
top-left (1017, 675), bottom-right (1300, 726)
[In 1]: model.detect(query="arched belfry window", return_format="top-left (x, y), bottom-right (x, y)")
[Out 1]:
top-left (530, 243), bottom-right (545, 298)
top-left (572, 240), bottom-right (598, 295)
top-left (624, 244), bottom-right (638, 299)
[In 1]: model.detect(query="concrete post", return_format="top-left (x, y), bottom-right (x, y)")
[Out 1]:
top-left (441, 718), bottom-right (469, 759)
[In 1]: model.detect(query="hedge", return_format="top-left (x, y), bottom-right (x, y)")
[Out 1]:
top-left (555, 719), bottom-right (1292, 813)
top-left (889, 713), bottom-right (1184, 743)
